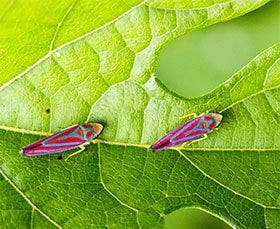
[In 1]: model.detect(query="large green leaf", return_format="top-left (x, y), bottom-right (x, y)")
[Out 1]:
top-left (0, 0), bottom-right (279, 228)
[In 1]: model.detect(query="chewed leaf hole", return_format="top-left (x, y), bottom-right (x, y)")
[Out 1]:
top-left (156, 1), bottom-right (279, 98)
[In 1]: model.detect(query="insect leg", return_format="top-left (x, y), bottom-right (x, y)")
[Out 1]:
top-left (175, 113), bottom-right (197, 120)
top-left (65, 143), bottom-right (90, 161)
top-left (181, 134), bottom-right (208, 148)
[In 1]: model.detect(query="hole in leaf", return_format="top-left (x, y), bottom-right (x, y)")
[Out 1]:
top-left (165, 207), bottom-right (231, 229)
top-left (157, 1), bottom-right (279, 98)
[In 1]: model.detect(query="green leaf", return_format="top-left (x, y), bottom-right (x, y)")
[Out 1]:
top-left (0, 0), bottom-right (279, 228)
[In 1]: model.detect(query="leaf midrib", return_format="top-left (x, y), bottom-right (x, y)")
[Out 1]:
top-left (0, 80), bottom-right (278, 139)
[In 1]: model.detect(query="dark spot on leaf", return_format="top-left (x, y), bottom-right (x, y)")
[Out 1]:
top-left (45, 108), bottom-right (51, 114)
top-left (57, 155), bottom-right (63, 160)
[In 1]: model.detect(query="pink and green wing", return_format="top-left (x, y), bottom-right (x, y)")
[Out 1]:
top-left (22, 125), bottom-right (87, 156)
top-left (150, 117), bottom-right (203, 152)
top-left (150, 114), bottom-right (219, 152)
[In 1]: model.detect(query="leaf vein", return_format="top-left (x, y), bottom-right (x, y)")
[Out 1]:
top-left (97, 143), bottom-right (139, 213)
top-left (0, 168), bottom-right (62, 229)
top-left (176, 149), bottom-right (275, 209)
top-left (0, 0), bottom-right (148, 93)
top-left (49, 0), bottom-right (77, 52)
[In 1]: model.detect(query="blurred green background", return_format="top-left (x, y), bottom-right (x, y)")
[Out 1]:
top-left (157, 1), bottom-right (280, 228)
